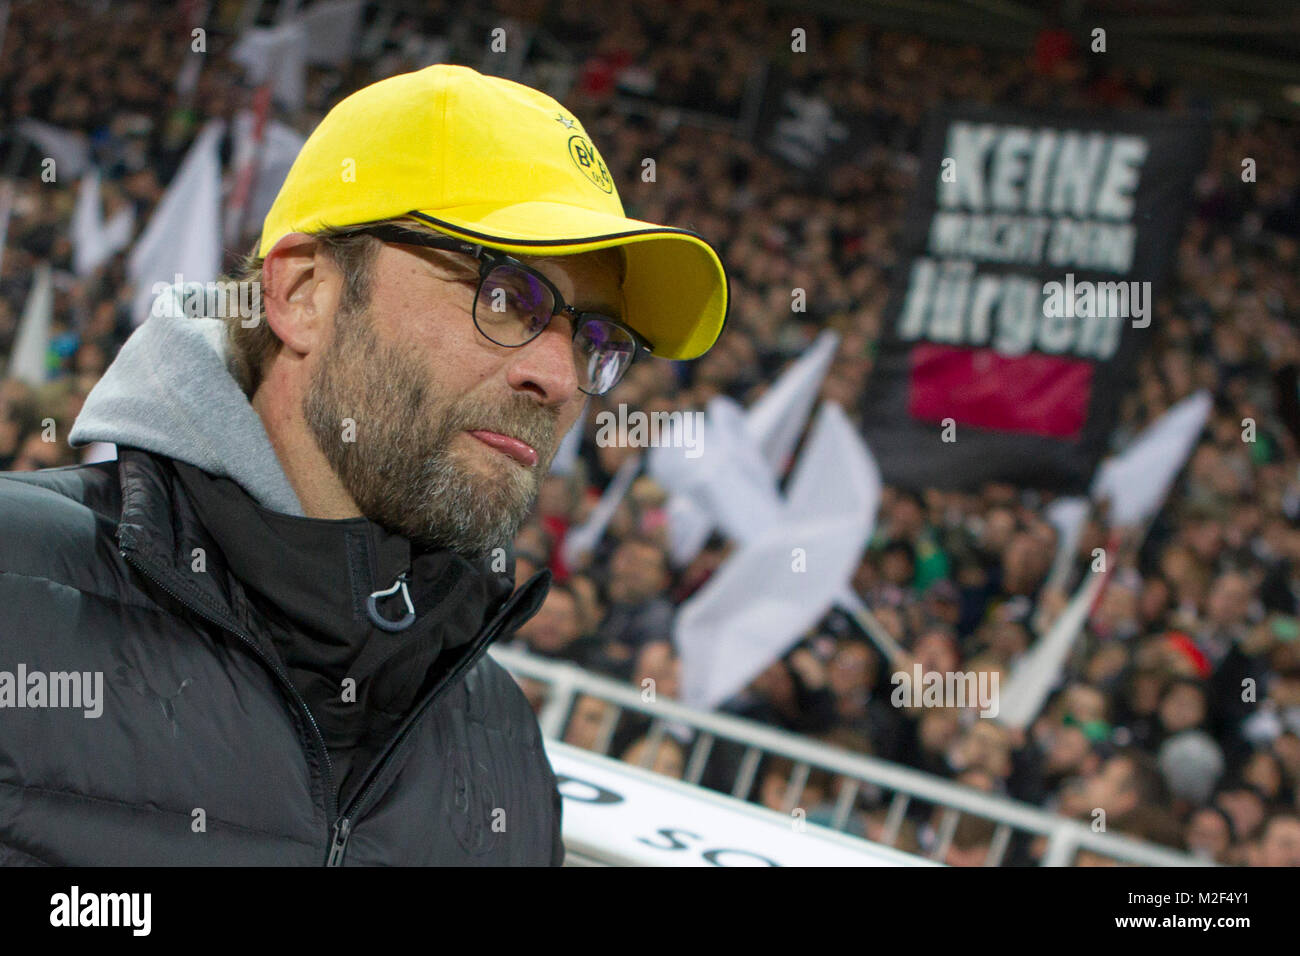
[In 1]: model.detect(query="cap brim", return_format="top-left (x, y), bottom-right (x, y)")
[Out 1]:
top-left (408, 204), bottom-right (728, 361)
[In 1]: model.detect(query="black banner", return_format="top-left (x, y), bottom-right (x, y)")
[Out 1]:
top-left (753, 69), bottom-right (871, 182)
top-left (859, 105), bottom-right (1211, 492)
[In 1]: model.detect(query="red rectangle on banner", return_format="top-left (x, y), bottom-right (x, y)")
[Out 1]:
top-left (907, 344), bottom-right (1092, 439)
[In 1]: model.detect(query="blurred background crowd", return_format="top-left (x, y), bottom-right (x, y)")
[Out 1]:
top-left (2, 0), bottom-right (1299, 866)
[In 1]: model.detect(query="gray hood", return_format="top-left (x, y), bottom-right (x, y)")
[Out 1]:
top-left (69, 288), bottom-right (305, 516)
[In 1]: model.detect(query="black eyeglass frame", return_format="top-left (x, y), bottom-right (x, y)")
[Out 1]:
top-left (346, 222), bottom-right (653, 395)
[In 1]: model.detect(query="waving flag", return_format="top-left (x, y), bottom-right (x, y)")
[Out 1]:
top-left (127, 121), bottom-right (224, 325)
top-left (745, 330), bottom-right (840, 474)
top-left (656, 336), bottom-right (840, 567)
top-left (8, 262), bottom-right (53, 388)
top-left (1091, 390), bottom-right (1213, 527)
top-left (73, 169), bottom-right (135, 277)
top-left (675, 402), bottom-right (879, 710)
top-left (997, 559), bottom-right (1110, 730)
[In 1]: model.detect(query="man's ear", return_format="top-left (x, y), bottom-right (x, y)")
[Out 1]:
top-left (261, 233), bottom-right (342, 356)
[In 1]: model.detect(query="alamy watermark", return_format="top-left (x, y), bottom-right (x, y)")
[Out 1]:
top-left (1042, 272), bottom-right (1151, 328)
top-left (594, 404), bottom-right (704, 458)
top-left (0, 664), bottom-right (103, 718)
top-left (890, 664), bottom-right (1000, 718)
top-left (150, 275), bottom-right (261, 326)
top-left (50, 886), bottom-right (151, 936)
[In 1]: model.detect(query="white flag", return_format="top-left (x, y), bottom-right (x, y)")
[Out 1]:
top-left (696, 397), bottom-right (785, 544)
top-left (744, 329), bottom-right (839, 474)
top-left (301, 0), bottom-right (362, 66)
top-left (1011, 397), bottom-right (1210, 714)
top-left (73, 169), bottom-right (135, 277)
top-left (560, 453), bottom-right (641, 566)
top-left (675, 402), bottom-right (877, 710)
top-left (102, 204), bottom-right (137, 266)
top-left (16, 119), bottom-right (91, 180)
top-left (230, 110), bottom-right (306, 235)
top-left (128, 120), bottom-right (225, 325)
top-left (1091, 390), bottom-right (1213, 527)
top-left (656, 335), bottom-right (839, 566)
top-left (8, 262), bottom-right (53, 388)
top-left (662, 493), bottom-right (715, 568)
top-left (783, 401), bottom-right (881, 527)
top-left (72, 171), bottom-right (103, 277)
top-left (996, 565), bottom-right (1108, 730)
top-left (649, 396), bottom-right (783, 550)
top-left (648, 399), bottom-right (776, 543)
top-left (231, 21), bottom-right (307, 109)
top-left (1041, 495), bottom-right (1090, 589)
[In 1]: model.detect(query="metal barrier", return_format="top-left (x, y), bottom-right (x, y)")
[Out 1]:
top-left (548, 740), bottom-right (936, 866)
top-left (490, 645), bottom-right (1210, 867)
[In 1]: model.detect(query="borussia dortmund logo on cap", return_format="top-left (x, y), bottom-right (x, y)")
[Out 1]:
top-left (567, 133), bottom-right (614, 194)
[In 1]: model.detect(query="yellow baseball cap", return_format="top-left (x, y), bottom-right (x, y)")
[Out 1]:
top-left (258, 64), bottom-right (729, 361)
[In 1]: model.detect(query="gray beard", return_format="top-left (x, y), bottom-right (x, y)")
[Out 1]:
top-left (302, 306), bottom-right (559, 561)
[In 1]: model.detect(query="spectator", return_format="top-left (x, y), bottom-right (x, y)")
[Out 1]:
top-left (1257, 812), bottom-right (1300, 867)
top-left (595, 537), bottom-right (675, 658)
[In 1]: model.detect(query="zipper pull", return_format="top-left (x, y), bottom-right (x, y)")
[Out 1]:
top-left (366, 572), bottom-right (416, 632)
top-left (327, 817), bottom-right (352, 867)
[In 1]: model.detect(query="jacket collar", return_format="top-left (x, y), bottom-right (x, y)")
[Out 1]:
top-left (113, 447), bottom-right (551, 671)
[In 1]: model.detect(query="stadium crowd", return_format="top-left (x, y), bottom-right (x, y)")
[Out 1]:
top-left (2, 0), bottom-right (1299, 866)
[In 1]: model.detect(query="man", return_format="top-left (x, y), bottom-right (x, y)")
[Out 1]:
top-left (0, 64), bottom-right (728, 865)
top-left (596, 537), bottom-right (676, 665)
top-left (1057, 749), bottom-right (1182, 846)
top-left (513, 584), bottom-right (597, 665)
top-left (1257, 812), bottom-right (1300, 867)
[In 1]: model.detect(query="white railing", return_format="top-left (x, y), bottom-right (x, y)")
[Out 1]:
top-left (548, 740), bottom-right (936, 866)
top-left (490, 645), bottom-right (1210, 867)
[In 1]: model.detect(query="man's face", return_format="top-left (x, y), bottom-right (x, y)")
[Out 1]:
top-left (564, 695), bottom-right (611, 750)
top-left (1045, 726), bottom-right (1092, 775)
top-left (517, 589), bottom-right (581, 655)
top-left (1217, 789), bottom-right (1266, 840)
top-left (880, 549), bottom-right (913, 586)
top-left (1207, 572), bottom-right (1250, 626)
top-left (1062, 756), bottom-right (1134, 819)
top-left (829, 643), bottom-right (872, 698)
top-left (1260, 817), bottom-right (1300, 867)
top-left (914, 629), bottom-right (958, 676)
top-left (303, 238), bottom-right (620, 560)
top-left (633, 641), bottom-right (680, 700)
top-left (608, 540), bottom-right (667, 603)
top-left (1186, 808), bottom-right (1231, 861)
top-left (1159, 683), bottom-right (1206, 733)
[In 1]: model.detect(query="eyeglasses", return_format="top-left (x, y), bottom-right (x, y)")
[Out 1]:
top-left (349, 223), bottom-right (652, 396)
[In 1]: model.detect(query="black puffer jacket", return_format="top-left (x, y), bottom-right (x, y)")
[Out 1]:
top-left (0, 447), bottom-right (562, 866)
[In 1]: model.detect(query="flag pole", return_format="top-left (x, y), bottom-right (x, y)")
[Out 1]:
top-left (224, 82), bottom-right (273, 253)
top-left (1033, 496), bottom-right (1096, 637)
top-left (841, 600), bottom-right (909, 669)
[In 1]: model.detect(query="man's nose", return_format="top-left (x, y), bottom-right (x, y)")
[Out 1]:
top-left (505, 320), bottom-right (580, 405)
